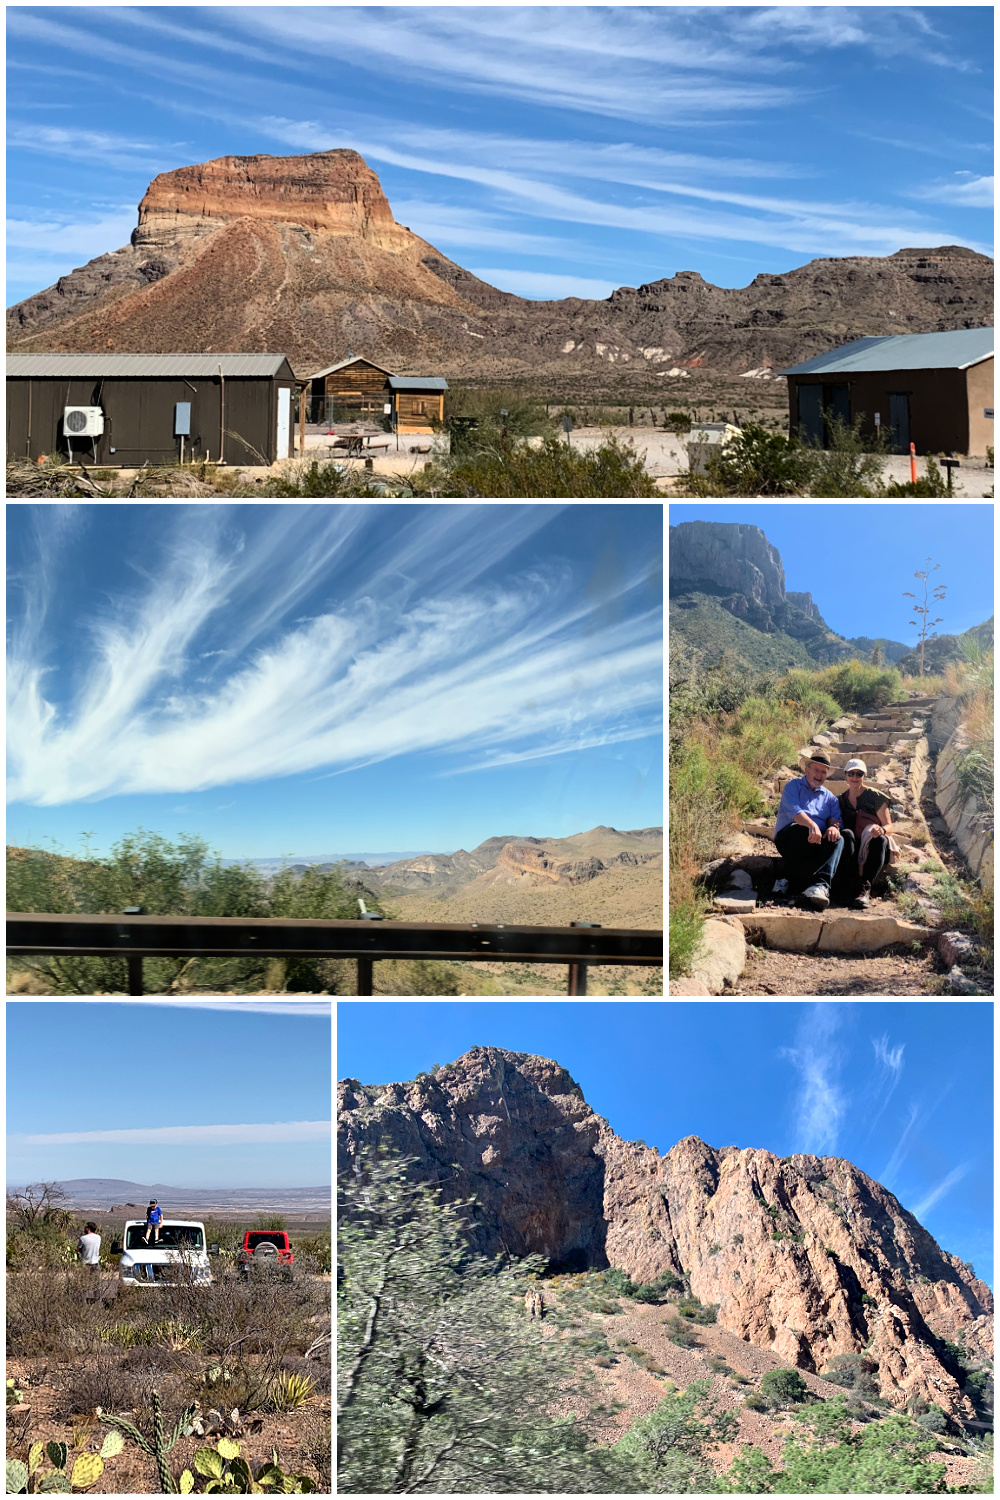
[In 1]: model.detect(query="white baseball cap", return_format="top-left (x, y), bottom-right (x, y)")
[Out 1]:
top-left (844, 758), bottom-right (868, 775)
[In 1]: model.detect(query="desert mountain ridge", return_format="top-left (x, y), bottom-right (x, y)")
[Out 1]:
top-left (7, 149), bottom-right (993, 378)
top-left (291, 823), bottom-right (663, 895)
top-left (338, 1046), bottom-right (992, 1423)
top-left (670, 519), bottom-right (991, 673)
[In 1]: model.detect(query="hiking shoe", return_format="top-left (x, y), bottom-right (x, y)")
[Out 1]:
top-left (851, 882), bottom-right (872, 911)
top-left (800, 883), bottom-right (830, 910)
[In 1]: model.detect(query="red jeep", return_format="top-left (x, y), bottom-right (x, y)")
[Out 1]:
top-left (238, 1230), bottom-right (294, 1278)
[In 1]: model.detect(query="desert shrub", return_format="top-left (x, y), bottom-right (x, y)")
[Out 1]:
top-left (678, 1298), bottom-right (718, 1325)
top-left (779, 661), bottom-right (901, 715)
top-left (821, 1353), bottom-right (879, 1398)
top-left (883, 457), bottom-right (950, 497)
top-left (417, 434), bottom-right (658, 497)
top-left (760, 1366), bottom-right (809, 1406)
top-left (805, 415), bottom-right (889, 498)
top-left (602, 1267), bottom-right (635, 1297)
top-left (743, 1391), bottom-right (769, 1412)
top-left (58, 1349), bottom-right (196, 1423)
top-left (614, 1379), bottom-right (736, 1493)
top-left (441, 384), bottom-right (556, 444)
top-left (666, 1317), bottom-right (700, 1349)
top-left (6, 1261), bottom-right (109, 1355)
top-left (695, 423), bottom-right (812, 497)
top-left (914, 1403), bottom-right (949, 1434)
top-left (719, 1397), bottom-right (949, 1492)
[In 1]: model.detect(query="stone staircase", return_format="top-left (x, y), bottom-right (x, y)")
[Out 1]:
top-left (710, 695), bottom-right (951, 957)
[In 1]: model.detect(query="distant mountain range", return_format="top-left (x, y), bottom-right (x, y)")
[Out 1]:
top-left (225, 852), bottom-right (427, 874)
top-left (9, 1178), bottom-right (331, 1211)
top-left (7, 148), bottom-right (992, 379)
top-left (670, 521), bottom-right (989, 675)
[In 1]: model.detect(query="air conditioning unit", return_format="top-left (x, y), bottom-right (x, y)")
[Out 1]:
top-left (63, 406), bottom-right (105, 437)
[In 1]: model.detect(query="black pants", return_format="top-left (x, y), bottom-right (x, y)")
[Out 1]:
top-left (774, 824), bottom-right (845, 895)
top-left (835, 828), bottom-right (890, 898)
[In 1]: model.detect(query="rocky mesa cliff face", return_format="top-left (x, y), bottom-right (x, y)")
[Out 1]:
top-left (8, 149), bottom-right (992, 376)
top-left (338, 1047), bottom-right (992, 1422)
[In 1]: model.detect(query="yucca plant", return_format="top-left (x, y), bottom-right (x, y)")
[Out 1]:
top-left (271, 1372), bottom-right (316, 1412)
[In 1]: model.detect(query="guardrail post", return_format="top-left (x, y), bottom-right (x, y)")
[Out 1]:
top-left (357, 957), bottom-right (374, 995)
top-left (127, 957), bottom-right (144, 996)
top-left (567, 921), bottom-right (600, 996)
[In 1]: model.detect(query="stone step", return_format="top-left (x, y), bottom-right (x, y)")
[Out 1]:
top-left (839, 736), bottom-right (897, 751)
top-left (738, 909), bottom-right (935, 954)
top-left (799, 748), bottom-right (890, 769)
top-left (902, 696), bottom-right (937, 707)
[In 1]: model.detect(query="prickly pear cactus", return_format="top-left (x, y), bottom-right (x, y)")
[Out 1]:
top-left (69, 1454), bottom-right (104, 1489)
top-left (6, 1459), bottom-right (29, 1494)
top-left (100, 1432), bottom-right (125, 1460)
top-left (45, 1443), bottom-right (68, 1472)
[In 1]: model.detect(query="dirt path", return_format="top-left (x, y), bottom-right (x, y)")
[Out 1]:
top-left (734, 943), bottom-right (944, 995)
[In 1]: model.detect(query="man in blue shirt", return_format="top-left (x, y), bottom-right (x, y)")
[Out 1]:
top-left (774, 750), bottom-right (844, 910)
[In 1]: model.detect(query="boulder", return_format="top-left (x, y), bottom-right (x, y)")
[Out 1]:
top-left (937, 930), bottom-right (978, 968)
top-left (668, 977), bottom-right (711, 995)
top-left (742, 819), bottom-right (775, 840)
top-left (729, 868), bottom-right (755, 889)
top-left (684, 915), bottom-right (747, 993)
top-left (949, 967), bottom-right (984, 995)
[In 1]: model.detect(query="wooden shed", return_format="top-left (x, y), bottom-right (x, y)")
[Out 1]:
top-left (305, 354), bottom-right (448, 433)
top-left (306, 355), bottom-right (393, 423)
top-left (6, 353), bottom-right (299, 466)
top-left (781, 328), bottom-right (994, 457)
top-left (387, 375), bottom-right (448, 434)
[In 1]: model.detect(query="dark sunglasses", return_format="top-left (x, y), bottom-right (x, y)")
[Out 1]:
top-left (845, 771), bottom-right (864, 778)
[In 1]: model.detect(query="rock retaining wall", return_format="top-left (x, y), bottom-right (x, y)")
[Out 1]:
top-left (933, 712), bottom-right (994, 891)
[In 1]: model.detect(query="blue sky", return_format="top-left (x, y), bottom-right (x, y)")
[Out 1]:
top-left (670, 503), bottom-right (993, 645)
top-left (7, 1000), bottom-right (331, 1187)
top-left (6, 6), bottom-right (993, 307)
top-left (337, 1000), bottom-right (994, 1286)
top-left (6, 503), bottom-right (663, 858)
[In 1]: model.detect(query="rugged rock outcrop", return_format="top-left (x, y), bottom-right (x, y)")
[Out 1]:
top-left (339, 1047), bottom-right (993, 1422)
top-left (670, 520), bottom-right (875, 665)
top-left (8, 151), bottom-right (992, 377)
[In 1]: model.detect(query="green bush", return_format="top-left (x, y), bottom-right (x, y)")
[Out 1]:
top-left (678, 1298), bottom-right (718, 1325)
top-left (668, 899), bottom-right (708, 980)
top-left (779, 660), bottom-right (902, 714)
top-left (760, 1367), bottom-right (809, 1406)
top-left (805, 415), bottom-right (889, 498)
top-left (418, 434), bottom-right (658, 497)
top-left (697, 424), bottom-right (812, 497)
top-left (914, 1404), bottom-right (949, 1435)
top-left (883, 457), bottom-right (949, 497)
top-left (743, 1391), bottom-right (769, 1412)
top-left (666, 1317), bottom-right (700, 1348)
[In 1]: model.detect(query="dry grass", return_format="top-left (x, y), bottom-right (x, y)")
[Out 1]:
top-left (6, 1255), bottom-right (331, 1492)
top-left (388, 863), bottom-right (662, 930)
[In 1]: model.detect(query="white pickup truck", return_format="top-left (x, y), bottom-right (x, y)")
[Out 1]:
top-left (113, 1219), bottom-right (220, 1287)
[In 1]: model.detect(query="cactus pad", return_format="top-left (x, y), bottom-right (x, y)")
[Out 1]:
top-left (99, 1432), bottom-right (124, 1460)
top-left (6, 1459), bottom-right (29, 1494)
top-left (216, 1438), bottom-right (240, 1461)
top-left (70, 1454), bottom-right (104, 1489)
top-left (194, 1447), bottom-right (225, 1479)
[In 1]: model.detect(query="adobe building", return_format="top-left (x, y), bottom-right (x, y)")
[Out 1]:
top-left (6, 353), bottom-right (299, 465)
top-left (306, 354), bottom-right (447, 434)
top-left (781, 328), bottom-right (994, 456)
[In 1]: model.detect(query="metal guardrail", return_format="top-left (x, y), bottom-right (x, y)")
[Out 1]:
top-left (6, 913), bottom-right (663, 996)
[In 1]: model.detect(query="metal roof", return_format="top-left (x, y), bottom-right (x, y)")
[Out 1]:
top-left (780, 327), bottom-right (994, 376)
top-left (7, 353), bottom-right (293, 378)
top-left (387, 375), bottom-right (449, 391)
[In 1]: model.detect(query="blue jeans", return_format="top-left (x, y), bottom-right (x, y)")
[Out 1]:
top-left (775, 824), bottom-right (845, 893)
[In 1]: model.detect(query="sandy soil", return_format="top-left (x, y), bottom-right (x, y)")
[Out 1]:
top-left (734, 943), bottom-right (946, 996)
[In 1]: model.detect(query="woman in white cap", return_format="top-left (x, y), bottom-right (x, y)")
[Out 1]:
top-left (836, 760), bottom-right (896, 909)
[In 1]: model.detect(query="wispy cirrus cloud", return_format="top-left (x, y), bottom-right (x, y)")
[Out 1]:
top-left (879, 1101), bottom-right (920, 1187)
top-left (781, 1004), bottom-right (846, 1155)
top-left (907, 173), bottom-right (994, 208)
top-left (912, 1164), bottom-right (971, 1221)
top-left (7, 506), bottom-right (662, 806)
top-left (867, 1033), bottom-right (906, 1132)
top-left (13, 1121), bottom-right (330, 1147)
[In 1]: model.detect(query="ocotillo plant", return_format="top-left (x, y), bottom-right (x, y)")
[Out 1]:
top-left (96, 1390), bottom-right (199, 1493)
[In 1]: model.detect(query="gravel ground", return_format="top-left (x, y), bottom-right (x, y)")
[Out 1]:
top-left (734, 943), bottom-right (945, 995)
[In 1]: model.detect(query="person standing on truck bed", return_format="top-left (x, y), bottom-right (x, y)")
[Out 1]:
top-left (142, 1200), bottom-right (163, 1245)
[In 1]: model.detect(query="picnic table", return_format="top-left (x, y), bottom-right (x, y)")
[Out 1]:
top-left (328, 433), bottom-right (391, 456)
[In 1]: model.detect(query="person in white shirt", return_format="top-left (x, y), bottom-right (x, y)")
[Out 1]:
top-left (77, 1223), bottom-right (101, 1269)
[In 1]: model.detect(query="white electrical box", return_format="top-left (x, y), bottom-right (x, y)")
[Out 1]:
top-left (63, 406), bottom-right (105, 437)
